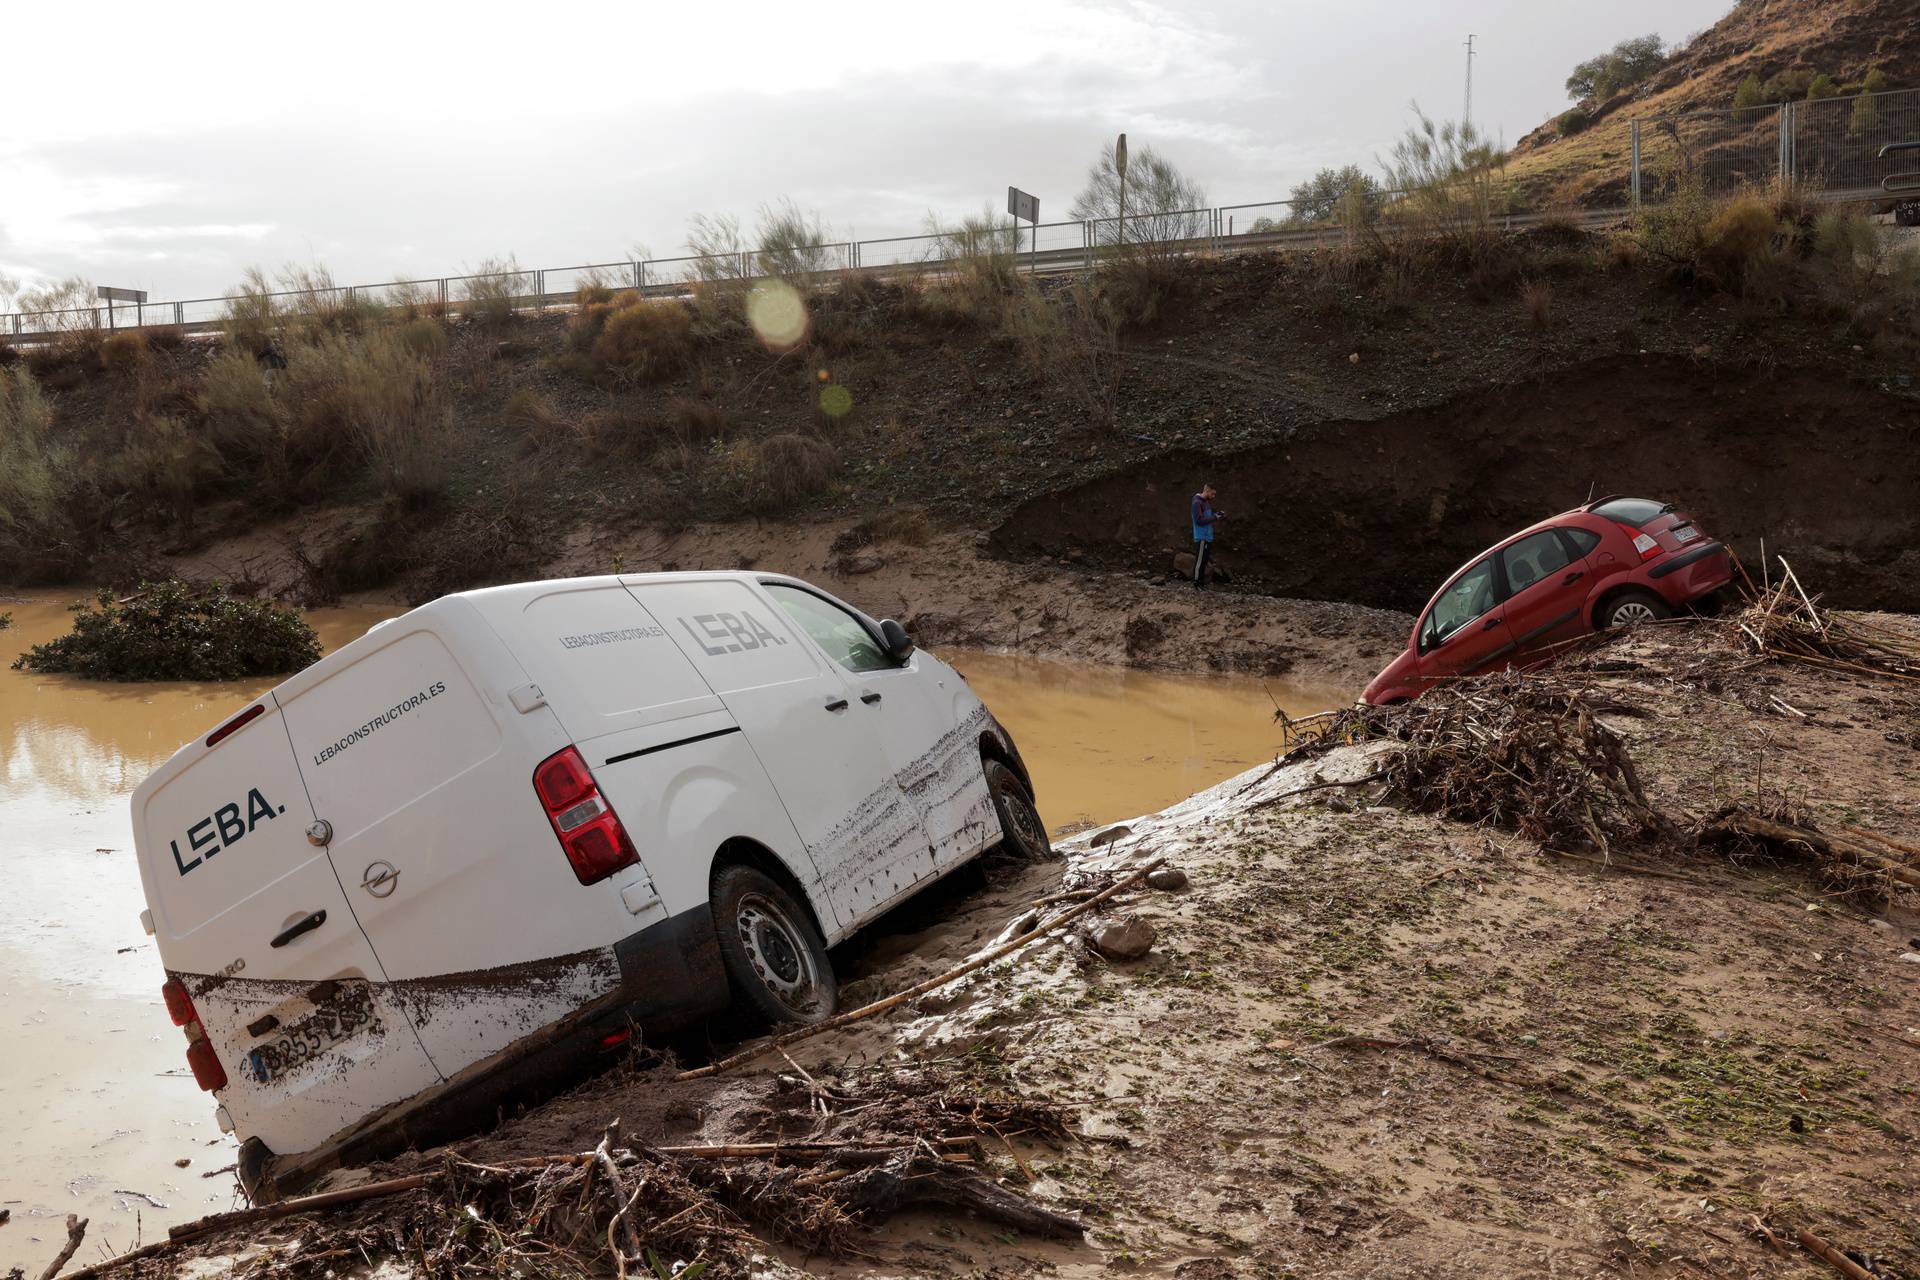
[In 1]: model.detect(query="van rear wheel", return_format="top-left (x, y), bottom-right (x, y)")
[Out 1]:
top-left (985, 760), bottom-right (1054, 861)
top-left (711, 866), bottom-right (837, 1027)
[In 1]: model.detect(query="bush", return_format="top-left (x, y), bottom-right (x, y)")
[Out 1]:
top-left (1761, 70), bottom-right (1813, 103)
top-left (1700, 196), bottom-right (1778, 288)
top-left (395, 317), bottom-right (447, 359)
top-left (591, 299), bottom-right (694, 382)
top-left (1520, 279), bottom-right (1553, 328)
top-left (505, 390), bottom-right (573, 449)
top-left (748, 433), bottom-right (838, 513)
top-left (1807, 73), bottom-right (1841, 101)
top-left (1734, 74), bottom-right (1765, 109)
top-left (1558, 107), bottom-right (1593, 136)
top-left (1379, 106), bottom-right (1507, 260)
top-left (0, 364), bottom-right (73, 579)
top-left (461, 256), bottom-right (526, 328)
top-left (99, 330), bottom-right (148, 375)
top-left (12, 580), bottom-right (322, 680)
top-left (147, 325), bottom-right (187, 352)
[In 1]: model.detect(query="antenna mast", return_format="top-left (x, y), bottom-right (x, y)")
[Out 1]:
top-left (1463, 34), bottom-right (1476, 130)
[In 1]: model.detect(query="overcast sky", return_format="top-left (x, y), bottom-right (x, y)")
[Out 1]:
top-left (1, 0), bottom-right (1733, 303)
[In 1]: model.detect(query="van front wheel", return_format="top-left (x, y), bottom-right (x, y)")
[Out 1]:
top-left (986, 760), bottom-right (1054, 861)
top-left (711, 866), bottom-right (837, 1027)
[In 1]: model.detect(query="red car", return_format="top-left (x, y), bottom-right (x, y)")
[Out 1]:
top-left (1362, 496), bottom-right (1733, 705)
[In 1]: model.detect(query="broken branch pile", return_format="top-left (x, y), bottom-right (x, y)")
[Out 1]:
top-left (1733, 558), bottom-right (1920, 683)
top-left (1281, 673), bottom-right (1662, 851)
top-left (1701, 807), bottom-right (1920, 897)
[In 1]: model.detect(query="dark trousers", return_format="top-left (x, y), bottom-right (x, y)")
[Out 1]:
top-left (1192, 539), bottom-right (1212, 587)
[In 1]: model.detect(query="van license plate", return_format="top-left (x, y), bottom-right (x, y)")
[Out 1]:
top-left (244, 985), bottom-right (381, 1082)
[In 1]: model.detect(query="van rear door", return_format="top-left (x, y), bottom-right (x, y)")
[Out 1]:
top-left (132, 700), bottom-right (443, 1163)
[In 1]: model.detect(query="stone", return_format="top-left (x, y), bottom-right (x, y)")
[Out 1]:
top-left (1083, 914), bottom-right (1156, 961)
top-left (1146, 866), bottom-right (1190, 892)
top-left (841, 550), bottom-right (884, 575)
top-left (1868, 919), bottom-right (1894, 932)
top-left (1898, 953), bottom-right (1920, 965)
top-left (1088, 824), bottom-right (1133, 848)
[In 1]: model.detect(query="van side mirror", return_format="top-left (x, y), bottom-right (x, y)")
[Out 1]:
top-left (879, 618), bottom-right (914, 663)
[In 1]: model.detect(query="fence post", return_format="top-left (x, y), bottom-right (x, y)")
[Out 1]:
top-left (1777, 103), bottom-right (1789, 189)
top-left (1629, 120), bottom-right (1642, 209)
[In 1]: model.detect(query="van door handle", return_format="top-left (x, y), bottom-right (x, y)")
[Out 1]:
top-left (823, 697), bottom-right (849, 712)
top-left (860, 691), bottom-right (882, 704)
top-left (1562, 570), bottom-right (1585, 585)
top-left (270, 910), bottom-right (327, 949)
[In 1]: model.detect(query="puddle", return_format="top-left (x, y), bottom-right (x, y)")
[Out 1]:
top-left (0, 596), bottom-right (1338, 1267)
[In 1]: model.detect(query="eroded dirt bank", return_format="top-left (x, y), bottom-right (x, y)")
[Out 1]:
top-left (991, 353), bottom-right (1920, 613)
top-left (169, 519), bottom-right (1413, 690)
top-left (91, 616), bottom-right (1920, 1280)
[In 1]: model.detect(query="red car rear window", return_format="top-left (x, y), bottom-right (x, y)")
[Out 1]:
top-left (1590, 497), bottom-right (1673, 528)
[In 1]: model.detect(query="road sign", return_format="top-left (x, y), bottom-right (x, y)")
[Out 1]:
top-left (1115, 133), bottom-right (1129, 248)
top-left (1006, 186), bottom-right (1038, 223)
top-left (1114, 133), bottom-right (1128, 178)
top-left (96, 286), bottom-right (147, 304)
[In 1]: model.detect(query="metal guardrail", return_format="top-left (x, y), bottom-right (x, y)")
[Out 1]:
top-left (6, 85), bottom-right (1918, 344)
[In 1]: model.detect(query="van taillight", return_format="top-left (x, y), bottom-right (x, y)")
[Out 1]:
top-left (206, 704), bottom-right (265, 749)
top-left (533, 747), bottom-right (639, 885)
top-left (161, 978), bottom-right (229, 1092)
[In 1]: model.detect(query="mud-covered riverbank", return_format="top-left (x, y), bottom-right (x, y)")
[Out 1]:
top-left (50, 611), bottom-right (1920, 1280)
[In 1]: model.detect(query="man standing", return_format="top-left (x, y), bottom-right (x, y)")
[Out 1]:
top-left (1190, 483), bottom-right (1221, 588)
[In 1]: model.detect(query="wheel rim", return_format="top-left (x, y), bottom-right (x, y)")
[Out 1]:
top-left (997, 777), bottom-right (1048, 855)
top-left (1611, 600), bottom-right (1657, 626)
top-left (735, 892), bottom-right (822, 1016)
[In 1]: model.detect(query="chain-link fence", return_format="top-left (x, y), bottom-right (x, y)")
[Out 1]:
top-left (10, 87), bottom-right (1920, 342)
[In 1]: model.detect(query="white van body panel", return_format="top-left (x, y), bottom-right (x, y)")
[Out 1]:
top-left (132, 571), bottom-right (1029, 1196)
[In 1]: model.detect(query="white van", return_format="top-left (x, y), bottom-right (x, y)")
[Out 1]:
top-left (131, 572), bottom-right (1048, 1200)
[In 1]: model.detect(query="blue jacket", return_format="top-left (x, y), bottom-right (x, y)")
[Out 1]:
top-left (1191, 493), bottom-right (1218, 543)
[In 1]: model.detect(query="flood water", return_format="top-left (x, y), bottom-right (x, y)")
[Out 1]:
top-left (0, 594), bottom-right (1340, 1267)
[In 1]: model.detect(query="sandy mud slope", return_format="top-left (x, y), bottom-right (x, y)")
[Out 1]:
top-left (992, 353), bottom-right (1920, 614)
top-left (80, 615), bottom-right (1920, 1280)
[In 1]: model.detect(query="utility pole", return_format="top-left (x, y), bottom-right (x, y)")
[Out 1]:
top-left (1463, 34), bottom-right (1476, 130)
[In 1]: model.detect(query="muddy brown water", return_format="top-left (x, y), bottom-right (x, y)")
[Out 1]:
top-left (0, 595), bottom-right (1339, 1267)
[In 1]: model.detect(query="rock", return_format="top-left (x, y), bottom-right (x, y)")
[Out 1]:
top-left (492, 340), bottom-right (532, 360)
top-left (1172, 551), bottom-right (1197, 578)
top-left (1899, 953), bottom-right (1920, 965)
top-left (841, 550), bottom-right (885, 575)
top-left (994, 909), bottom-right (1041, 945)
top-left (1146, 866), bottom-right (1190, 892)
top-left (1868, 919), bottom-right (1894, 933)
top-left (1322, 792), bottom-right (1356, 814)
top-left (1088, 824), bottom-right (1132, 848)
top-left (1083, 914), bottom-right (1156, 961)
top-left (1348, 352), bottom-right (1361, 364)
top-left (174, 1157), bottom-right (190, 1168)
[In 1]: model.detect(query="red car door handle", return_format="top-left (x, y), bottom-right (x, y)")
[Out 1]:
top-left (1563, 571), bottom-right (1585, 585)
top-left (1482, 614), bottom-right (1503, 630)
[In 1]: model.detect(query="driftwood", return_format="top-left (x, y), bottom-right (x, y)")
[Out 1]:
top-left (1704, 810), bottom-right (1920, 891)
top-left (835, 1148), bottom-right (1082, 1238)
top-left (677, 856), bottom-right (1167, 1081)
top-left (1793, 1224), bottom-right (1877, 1280)
top-left (36, 1216), bottom-right (86, 1280)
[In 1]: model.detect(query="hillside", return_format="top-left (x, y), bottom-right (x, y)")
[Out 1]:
top-left (1507, 0), bottom-right (1920, 206)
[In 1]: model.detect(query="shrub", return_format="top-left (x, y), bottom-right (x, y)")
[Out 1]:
top-left (99, 330), bottom-right (149, 375)
top-left (224, 266), bottom-right (283, 353)
top-left (591, 299), bottom-right (694, 383)
top-left (1700, 196), bottom-right (1778, 288)
top-left (1760, 70), bottom-right (1812, 103)
top-left (15, 277), bottom-right (105, 365)
top-left (146, 325), bottom-right (187, 352)
top-left (1379, 106), bottom-right (1507, 260)
top-left (1287, 166), bottom-right (1382, 226)
top-left (1520, 279), bottom-right (1553, 328)
top-left (0, 364), bottom-right (73, 579)
top-left (1558, 107), bottom-right (1593, 136)
top-left (749, 433), bottom-right (839, 513)
top-left (11, 580), bottom-right (322, 680)
top-left (395, 317), bottom-right (447, 359)
top-left (755, 199), bottom-right (836, 281)
top-left (279, 332), bottom-right (448, 504)
top-left (576, 283), bottom-right (615, 308)
top-left (1807, 73), bottom-right (1841, 101)
top-left (671, 396), bottom-right (728, 437)
top-left (1734, 74), bottom-right (1765, 109)
top-left (461, 256), bottom-right (526, 328)
top-left (1070, 139), bottom-right (1210, 247)
top-left (504, 390), bottom-right (573, 449)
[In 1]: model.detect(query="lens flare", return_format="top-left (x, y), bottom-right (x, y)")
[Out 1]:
top-left (819, 384), bottom-right (854, 418)
top-left (746, 280), bottom-right (808, 351)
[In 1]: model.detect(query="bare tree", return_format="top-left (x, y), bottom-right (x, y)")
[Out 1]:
top-left (1070, 140), bottom-right (1210, 247)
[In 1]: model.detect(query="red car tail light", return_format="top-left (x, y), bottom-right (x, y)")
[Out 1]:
top-left (161, 978), bottom-right (228, 1091)
top-left (1631, 532), bottom-right (1661, 560)
top-left (533, 747), bottom-right (639, 884)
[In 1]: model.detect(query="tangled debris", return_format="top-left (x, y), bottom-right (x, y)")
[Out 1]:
top-left (1732, 558), bottom-right (1920, 684)
top-left (1280, 673), bottom-right (1662, 853)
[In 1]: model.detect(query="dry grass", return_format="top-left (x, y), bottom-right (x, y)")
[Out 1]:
top-left (99, 330), bottom-right (149, 376)
top-left (0, 364), bottom-right (73, 579)
top-left (748, 433), bottom-right (839, 513)
top-left (1520, 279), bottom-right (1553, 328)
top-left (461, 256), bottom-right (527, 329)
top-left (504, 390), bottom-right (574, 450)
top-left (591, 299), bottom-right (694, 383)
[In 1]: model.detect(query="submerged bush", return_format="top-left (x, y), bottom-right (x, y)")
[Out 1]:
top-left (13, 580), bottom-right (322, 681)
